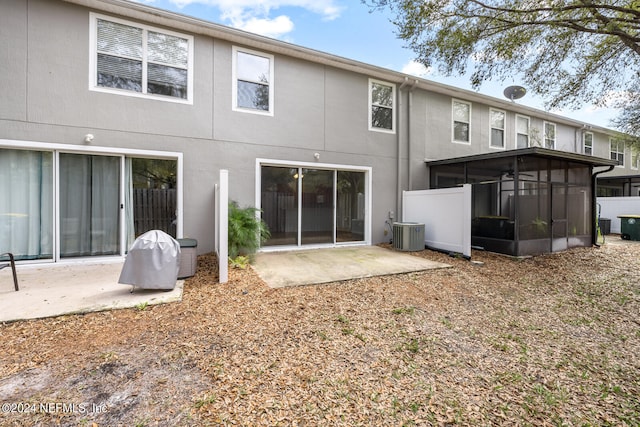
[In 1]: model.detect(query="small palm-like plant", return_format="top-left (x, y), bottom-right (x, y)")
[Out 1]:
top-left (228, 201), bottom-right (270, 260)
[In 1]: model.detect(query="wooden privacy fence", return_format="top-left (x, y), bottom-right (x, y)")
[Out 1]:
top-left (261, 191), bottom-right (361, 233)
top-left (133, 188), bottom-right (177, 236)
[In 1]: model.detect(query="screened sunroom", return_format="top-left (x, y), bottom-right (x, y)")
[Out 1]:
top-left (597, 175), bottom-right (640, 197)
top-left (427, 148), bottom-right (617, 256)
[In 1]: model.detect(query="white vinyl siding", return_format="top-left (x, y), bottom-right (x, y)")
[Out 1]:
top-left (232, 46), bottom-right (274, 115)
top-left (369, 79), bottom-right (396, 133)
top-left (90, 13), bottom-right (193, 103)
top-left (452, 99), bottom-right (471, 144)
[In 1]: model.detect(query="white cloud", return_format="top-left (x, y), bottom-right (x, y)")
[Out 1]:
top-left (235, 15), bottom-right (294, 38)
top-left (169, 0), bottom-right (343, 37)
top-left (401, 60), bottom-right (432, 78)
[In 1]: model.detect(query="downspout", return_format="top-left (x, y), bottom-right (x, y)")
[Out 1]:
top-left (397, 77), bottom-right (409, 221)
top-left (592, 165), bottom-right (615, 246)
top-left (407, 80), bottom-right (419, 191)
top-left (513, 156), bottom-right (520, 255)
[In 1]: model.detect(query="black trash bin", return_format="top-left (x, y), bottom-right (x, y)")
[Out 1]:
top-left (598, 218), bottom-right (611, 235)
top-left (177, 238), bottom-right (198, 278)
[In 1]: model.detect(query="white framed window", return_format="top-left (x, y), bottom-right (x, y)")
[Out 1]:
top-left (89, 13), bottom-right (193, 103)
top-left (631, 148), bottom-right (639, 170)
top-left (516, 115), bottom-right (530, 149)
top-left (610, 138), bottom-right (625, 167)
top-left (490, 108), bottom-right (505, 149)
top-left (452, 99), bottom-right (471, 144)
top-left (232, 46), bottom-right (274, 115)
top-left (369, 79), bottom-right (396, 133)
top-left (583, 132), bottom-right (593, 155)
top-left (544, 122), bottom-right (556, 149)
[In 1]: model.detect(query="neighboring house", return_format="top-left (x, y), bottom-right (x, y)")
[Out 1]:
top-left (0, 0), bottom-right (635, 262)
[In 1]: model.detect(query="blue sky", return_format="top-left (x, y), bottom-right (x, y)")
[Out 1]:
top-left (137, 0), bottom-right (618, 129)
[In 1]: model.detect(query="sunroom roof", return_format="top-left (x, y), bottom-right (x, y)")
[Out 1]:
top-left (425, 147), bottom-right (618, 168)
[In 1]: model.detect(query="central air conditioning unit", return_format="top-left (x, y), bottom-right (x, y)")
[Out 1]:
top-left (392, 222), bottom-right (425, 251)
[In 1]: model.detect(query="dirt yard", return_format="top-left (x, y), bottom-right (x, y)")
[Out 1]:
top-left (1, 242), bottom-right (639, 426)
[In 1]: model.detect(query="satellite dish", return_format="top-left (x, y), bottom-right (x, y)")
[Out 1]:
top-left (503, 85), bottom-right (527, 101)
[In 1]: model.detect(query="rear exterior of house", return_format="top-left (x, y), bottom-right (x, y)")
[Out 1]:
top-left (0, 0), bottom-right (637, 264)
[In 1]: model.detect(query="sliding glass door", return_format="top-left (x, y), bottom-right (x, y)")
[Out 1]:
top-left (301, 169), bottom-right (334, 245)
top-left (1, 146), bottom-right (179, 262)
top-left (337, 171), bottom-right (365, 243)
top-left (261, 165), bottom-right (366, 248)
top-left (0, 149), bottom-right (54, 261)
top-left (261, 166), bottom-right (299, 246)
top-left (127, 157), bottom-right (178, 240)
top-left (59, 153), bottom-right (121, 258)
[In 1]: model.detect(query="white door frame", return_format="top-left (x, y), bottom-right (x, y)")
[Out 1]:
top-left (256, 158), bottom-right (372, 251)
top-left (1, 139), bottom-right (183, 264)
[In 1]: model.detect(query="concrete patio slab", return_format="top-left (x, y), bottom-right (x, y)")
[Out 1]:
top-left (0, 260), bottom-right (183, 323)
top-left (603, 234), bottom-right (640, 246)
top-left (252, 245), bottom-right (450, 288)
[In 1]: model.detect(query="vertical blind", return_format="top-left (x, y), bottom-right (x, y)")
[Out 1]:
top-left (96, 18), bottom-right (189, 99)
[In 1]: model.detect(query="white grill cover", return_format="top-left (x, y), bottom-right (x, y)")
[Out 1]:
top-left (118, 230), bottom-right (181, 289)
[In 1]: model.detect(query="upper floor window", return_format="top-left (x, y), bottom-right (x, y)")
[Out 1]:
top-left (544, 122), bottom-right (556, 149)
top-left (516, 115), bottom-right (530, 148)
top-left (490, 109), bottom-right (505, 149)
top-left (90, 14), bottom-right (193, 103)
top-left (369, 79), bottom-right (395, 132)
top-left (610, 138), bottom-right (625, 167)
top-left (233, 47), bottom-right (274, 115)
top-left (632, 148), bottom-right (639, 170)
top-left (583, 132), bottom-right (593, 155)
top-left (452, 100), bottom-right (471, 143)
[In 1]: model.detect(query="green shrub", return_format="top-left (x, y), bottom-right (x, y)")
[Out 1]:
top-left (229, 255), bottom-right (250, 269)
top-left (228, 201), bottom-right (270, 259)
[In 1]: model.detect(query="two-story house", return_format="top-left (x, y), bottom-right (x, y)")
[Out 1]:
top-left (0, 0), bottom-right (633, 263)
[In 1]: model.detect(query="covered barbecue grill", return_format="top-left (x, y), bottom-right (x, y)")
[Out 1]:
top-left (118, 230), bottom-right (181, 290)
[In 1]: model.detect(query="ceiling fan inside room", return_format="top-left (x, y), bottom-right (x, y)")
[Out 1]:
top-left (499, 169), bottom-right (535, 179)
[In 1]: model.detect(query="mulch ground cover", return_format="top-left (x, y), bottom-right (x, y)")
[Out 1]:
top-left (1, 242), bottom-right (639, 426)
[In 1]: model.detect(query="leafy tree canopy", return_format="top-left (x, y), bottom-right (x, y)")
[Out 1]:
top-left (365, 0), bottom-right (640, 138)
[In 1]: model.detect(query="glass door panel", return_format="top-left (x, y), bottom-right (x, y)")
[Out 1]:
top-left (301, 169), bottom-right (334, 245)
top-left (0, 149), bottom-right (54, 260)
top-left (128, 157), bottom-right (178, 240)
top-left (60, 153), bottom-right (120, 257)
top-left (337, 171), bottom-right (365, 242)
top-left (261, 166), bottom-right (299, 246)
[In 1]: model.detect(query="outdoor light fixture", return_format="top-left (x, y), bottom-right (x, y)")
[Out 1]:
top-left (84, 133), bottom-right (94, 143)
top-left (314, 152), bottom-right (320, 160)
